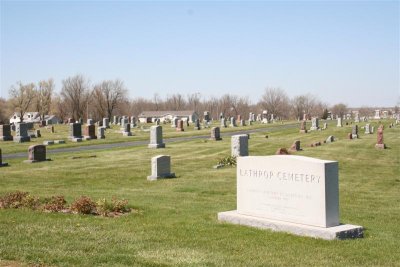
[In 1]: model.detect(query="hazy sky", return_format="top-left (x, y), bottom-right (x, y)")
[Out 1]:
top-left (1, 1), bottom-right (399, 107)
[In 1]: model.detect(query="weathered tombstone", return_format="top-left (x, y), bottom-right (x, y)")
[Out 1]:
top-left (147, 155), bottom-right (175, 181)
top-left (84, 125), bottom-right (96, 139)
top-left (351, 125), bottom-right (358, 139)
top-left (354, 112), bottom-right (360, 123)
top-left (375, 127), bottom-right (386, 149)
top-left (122, 123), bottom-right (132, 136)
top-left (24, 145), bottom-right (50, 163)
top-left (204, 111), bottom-right (210, 122)
top-left (210, 127), bottom-right (222, 141)
top-left (337, 118), bottom-right (343, 127)
top-left (69, 123), bottom-right (82, 142)
top-left (310, 118), bottom-right (319, 131)
top-left (365, 124), bottom-right (371, 134)
top-left (231, 134), bottom-right (249, 157)
top-left (289, 140), bottom-right (301, 151)
top-left (193, 119), bottom-right (201, 130)
top-left (101, 118), bottom-right (109, 129)
top-left (87, 119), bottom-right (94, 125)
top-left (176, 120), bottom-right (184, 132)
top-left (0, 148), bottom-right (9, 167)
top-left (0, 124), bottom-right (13, 141)
top-left (148, 125), bottom-right (165, 148)
top-left (221, 118), bottom-right (227, 128)
top-left (14, 123), bottom-right (31, 143)
top-left (299, 120), bottom-right (307, 133)
top-left (326, 135), bottom-right (335, 143)
top-left (131, 116), bottom-right (137, 128)
top-left (218, 155), bottom-right (363, 240)
top-left (97, 127), bottom-right (105, 139)
top-left (230, 117), bottom-right (236, 127)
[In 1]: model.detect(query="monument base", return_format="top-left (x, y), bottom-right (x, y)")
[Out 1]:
top-left (375, 144), bottom-right (386, 149)
top-left (147, 173), bottom-right (175, 181)
top-left (23, 159), bottom-right (52, 164)
top-left (218, 210), bottom-right (363, 240)
top-left (43, 141), bottom-right (55, 145)
top-left (13, 136), bottom-right (31, 143)
top-left (148, 143), bottom-right (165, 148)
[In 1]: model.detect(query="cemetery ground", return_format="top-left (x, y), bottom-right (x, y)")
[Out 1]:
top-left (0, 120), bottom-right (399, 266)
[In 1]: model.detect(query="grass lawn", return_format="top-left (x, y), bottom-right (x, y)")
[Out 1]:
top-left (0, 120), bottom-right (399, 266)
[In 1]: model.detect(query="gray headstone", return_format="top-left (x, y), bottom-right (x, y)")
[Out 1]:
top-left (103, 118), bottom-right (110, 128)
top-left (310, 118), bottom-right (319, 130)
top-left (337, 118), bottom-right (343, 127)
top-left (0, 124), bottom-right (13, 141)
top-left (69, 123), bottom-right (82, 139)
top-left (221, 118), bottom-right (227, 128)
top-left (365, 123), bottom-right (371, 134)
top-left (97, 127), bottom-right (105, 139)
top-left (210, 127), bottom-right (222, 141)
top-left (147, 155), bottom-right (175, 180)
top-left (148, 125), bottom-right (165, 148)
top-left (231, 134), bottom-right (249, 157)
top-left (14, 123), bottom-right (31, 143)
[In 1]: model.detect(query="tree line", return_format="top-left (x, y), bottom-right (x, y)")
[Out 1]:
top-left (0, 74), bottom-right (392, 124)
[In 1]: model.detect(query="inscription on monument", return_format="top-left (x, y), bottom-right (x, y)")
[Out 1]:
top-left (237, 155), bottom-right (339, 228)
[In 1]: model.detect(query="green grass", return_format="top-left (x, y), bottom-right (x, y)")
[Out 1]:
top-left (0, 120), bottom-right (399, 266)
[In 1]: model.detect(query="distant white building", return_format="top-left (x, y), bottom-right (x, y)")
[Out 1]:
top-left (138, 110), bottom-right (199, 123)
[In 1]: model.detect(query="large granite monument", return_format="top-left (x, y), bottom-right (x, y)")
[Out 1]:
top-left (218, 155), bottom-right (363, 240)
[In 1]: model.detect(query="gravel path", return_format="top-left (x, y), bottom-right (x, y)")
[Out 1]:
top-left (2, 123), bottom-right (298, 159)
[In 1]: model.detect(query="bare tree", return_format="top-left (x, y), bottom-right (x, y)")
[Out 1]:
top-left (0, 98), bottom-right (11, 123)
top-left (258, 87), bottom-right (290, 119)
top-left (9, 81), bottom-right (36, 122)
top-left (187, 92), bottom-right (201, 113)
top-left (165, 93), bottom-right (186, 111)
top-left (34, 79), bottom-right (54, 120)
top-left (218, 94), bottom-right (238, 117)
top-left (331, 103), bottom-right (348, 118)
top-left (92, 79), bottom-right (127, 119)
top-left (60, 75), bottom-right (90, 120)
top-left (51, 95), bottom-right (68, 123)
